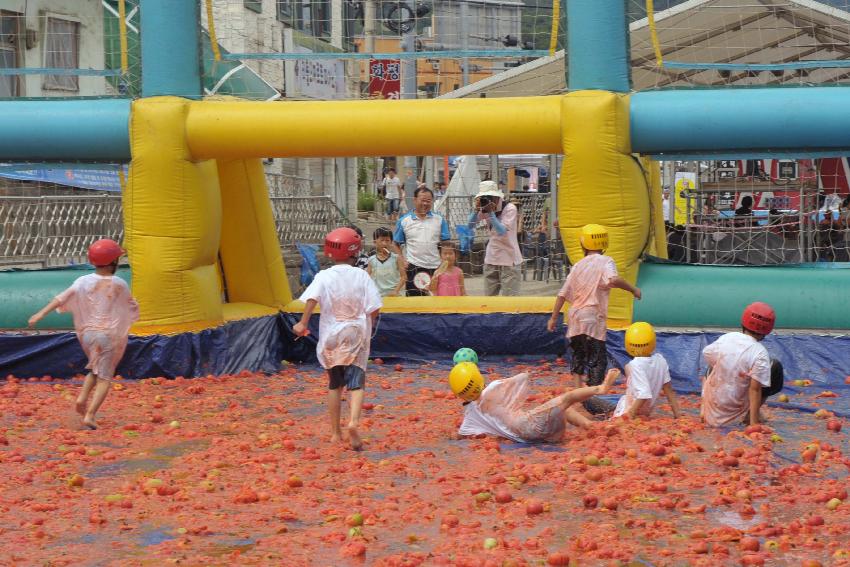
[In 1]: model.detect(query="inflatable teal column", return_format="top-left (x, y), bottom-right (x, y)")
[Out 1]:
top-left (567, 0), bottom-right (630, 92)
top-left (140, 0), bottom-right (202, 97)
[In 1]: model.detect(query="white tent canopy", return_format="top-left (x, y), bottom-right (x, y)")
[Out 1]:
top-left (441, 0), bottom-right (850, 98)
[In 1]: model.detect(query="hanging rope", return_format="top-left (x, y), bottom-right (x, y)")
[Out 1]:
top-left (646, 0), bottom-right (664, 67)
top-left (118, 0), bottom-right (129, 73)
top-left (548, 0), bottom-right (560, 56)
top-left (205, 0), bottom-right (222, 62)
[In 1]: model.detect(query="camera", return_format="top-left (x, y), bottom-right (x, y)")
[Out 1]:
top-left (478, 196), bottom-right (493, 208)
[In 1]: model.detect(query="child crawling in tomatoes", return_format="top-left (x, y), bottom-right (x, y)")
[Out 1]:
top-left (452, 363), bottom-right (621, 444)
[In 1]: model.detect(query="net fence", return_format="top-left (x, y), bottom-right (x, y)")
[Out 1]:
top-left (633, 0), bottom-right (850, 89)
top-left (664, 160), bottom-right (850, 264)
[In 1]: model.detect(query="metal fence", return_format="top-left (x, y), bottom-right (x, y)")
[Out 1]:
top-left (266, 173), bottom-right (312, 198)
top-left (0, 196), bottom-right (124, 267)
top-left (0, 194), bottom-right (349, 268)
top-left (270, 196), bottom-right (351, 245)
top-left (670, 187), bottom-right (849, 265)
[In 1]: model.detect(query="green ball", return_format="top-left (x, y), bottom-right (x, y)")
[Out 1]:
top-left (453, 347), bottom-right (479, 365)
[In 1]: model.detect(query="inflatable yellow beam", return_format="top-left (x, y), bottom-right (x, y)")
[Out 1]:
top-left (185, 97), bottom-right (563, 159)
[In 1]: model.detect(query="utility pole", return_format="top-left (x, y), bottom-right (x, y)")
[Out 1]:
top-left (364, 0), bottom-right (376, 54)
top-left (364, 0), bottom-right (377, 194)
top-left (460, 0), bottom-right (470, 87)
top-left (401, 29), bottom-right (418, 211)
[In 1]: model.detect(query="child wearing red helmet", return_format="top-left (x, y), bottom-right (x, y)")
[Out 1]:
top-left (28, 239), bottom-right (138, 429)
top-left (293, 227), bottom-right (383, 450)
top-left (700, 302), bottom-right (784, 427)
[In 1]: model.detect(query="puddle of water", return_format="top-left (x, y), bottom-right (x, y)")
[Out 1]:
top-left (87, 439), bottom-right (210, 478)
top-left (139, 526), bottom-right (176, 547)
top-left (706, 508), bottom-right (764, 531)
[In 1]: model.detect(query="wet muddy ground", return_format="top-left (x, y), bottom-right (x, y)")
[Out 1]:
top-left (1, 361), bottom-right (849, 566)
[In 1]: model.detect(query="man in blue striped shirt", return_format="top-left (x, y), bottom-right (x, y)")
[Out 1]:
top-left (393, 187), bottom-right (451, 296)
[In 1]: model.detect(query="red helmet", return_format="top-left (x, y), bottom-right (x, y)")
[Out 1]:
top-left (741, 302), bottom-right (776, 335)
top-left (324, 228), bottom-right (361, 261)
top-left (88, 239), bottom-right (124, 267)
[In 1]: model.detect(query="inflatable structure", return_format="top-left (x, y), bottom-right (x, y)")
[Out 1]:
top-left (1, 0), bottom-right (849, 380)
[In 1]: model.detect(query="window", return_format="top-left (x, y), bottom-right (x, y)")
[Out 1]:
top-left (244, 0), bottom-right (262, 13)
top-left (43, 17), bottom-right (79, 92)
top-left (277, 0), bottom-right (295, 22)
top-left (311, 1), bottom-right (331, 39)
top-left (0, 11), bottom-right (21, 97)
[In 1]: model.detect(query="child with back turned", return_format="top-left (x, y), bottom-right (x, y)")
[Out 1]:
top-left (28, 239), bottom-right (139, 429)
top-left (293, 228), bottom-right (382, 450)
top-left (547, 224), bottom-right (641, 415)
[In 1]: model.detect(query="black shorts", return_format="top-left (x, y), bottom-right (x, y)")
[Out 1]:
top-left (327, 365), bottom-right (366, 391)
top-left (405, 264), bottom-right (435, 296)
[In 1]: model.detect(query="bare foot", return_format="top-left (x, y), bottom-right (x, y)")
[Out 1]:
top-left (331, 433), bottom-right (342, 443)
top-left (598, 368), bottom-right (621, 395)
top-left (82, 417), bottom-right (97, 430)
top-left (75, 398), bottom-right (86, 416)
top-left (347, 426), bottom-right (362, 451)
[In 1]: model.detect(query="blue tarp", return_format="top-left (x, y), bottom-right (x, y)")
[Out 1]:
top-left (2, 313), bottom-right (849, 415)
top-left (0, 163), bottom-right (126, 192)
top-left (0, 314), bottom-right (312, 380)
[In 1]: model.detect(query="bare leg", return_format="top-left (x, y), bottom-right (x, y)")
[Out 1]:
top-left (564, 407), bottom-right (593, 429)
top-left (556, 368), bottom-right (620, 409)
top-left (76, 373), bottom-right (96, 416)
top-left (347, 389), bottom-right (364, 451)
top-left (82, 377), bottom-right (110, 429)
top-left (328, 388), bottom-right (343, 443)
top-left (570, 373), bottom-right (585, 389)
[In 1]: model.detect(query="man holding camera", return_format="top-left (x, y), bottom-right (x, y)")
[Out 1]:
top-left (467, 181), bottom-right (523, 296)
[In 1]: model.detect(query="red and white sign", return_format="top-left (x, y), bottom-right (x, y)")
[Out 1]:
top-left (368, 59), bottom-right (401, 99)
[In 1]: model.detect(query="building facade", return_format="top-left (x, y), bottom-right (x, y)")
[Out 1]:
top-left (0, 0), bottom-right (106, 98)
top-left (202, 0), bottom-right (359, 215)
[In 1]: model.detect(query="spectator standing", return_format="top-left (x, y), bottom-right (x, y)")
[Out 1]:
top-left (381, 168), bottom-right (404, 221)
top-left (394, 187), bottom-right (451, 296)
top-left (467, 181), bottom-right (523, 296)
top-left (367, 227), bottom-right (406, 296)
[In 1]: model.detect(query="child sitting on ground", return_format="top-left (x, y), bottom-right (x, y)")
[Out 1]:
top-left (367, 227), bottom-right (406, 297)
top-left (430, 241), bottom-right (465, 296)
top-left (701, 302), bottom-right (784, 427)
top-left (612, 322), bottom-right (681, 419)
top-left (293, 227), bottom-right (382, 450)
top-left (547, 224), bottom-right (641, 415)
top-left (454, 363), bottom-right (621, 443)
top-left (28, 239), bottom-right (139, 429)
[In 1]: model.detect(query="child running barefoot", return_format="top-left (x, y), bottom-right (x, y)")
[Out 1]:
top-left (430, 241), bottom-right (465, 296)
top-left (701, 302), bottom-right (784, 427)
top-left (455, 364), bottom-right (622, 443)
top-left (293, 228), bottom-right (382, 450)
top-left (28, 239), bottom-right (138, 429)
top-left (612, 322), bottom-right (681, 419)
top-left (547, 224), bottom-right (641, 415)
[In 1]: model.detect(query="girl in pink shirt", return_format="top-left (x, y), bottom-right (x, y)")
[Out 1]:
top-left (29, 239), bottom-right (139, 429)
top-left (430, 241), bottom-right (465, 296)
top-left (547, 224), bottom-right (641, 415)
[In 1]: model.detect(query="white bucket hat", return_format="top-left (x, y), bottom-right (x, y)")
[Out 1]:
top-left (476, 180), bottom-right (504, 199)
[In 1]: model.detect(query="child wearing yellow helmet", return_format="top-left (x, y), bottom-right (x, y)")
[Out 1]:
top-left (457, 367), bottom-right (622, 443)
top-left (612, 322), bottom-right (681, 419)
top-left (547, 224), bottom-right (642, 415)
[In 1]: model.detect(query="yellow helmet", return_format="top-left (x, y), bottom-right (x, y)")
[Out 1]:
top-left (580, 224), bottom-right (609, 251)
top-left (625, 321), bottom-right (656, 357)
top-left (449, 362), bottom-right (484, 401)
